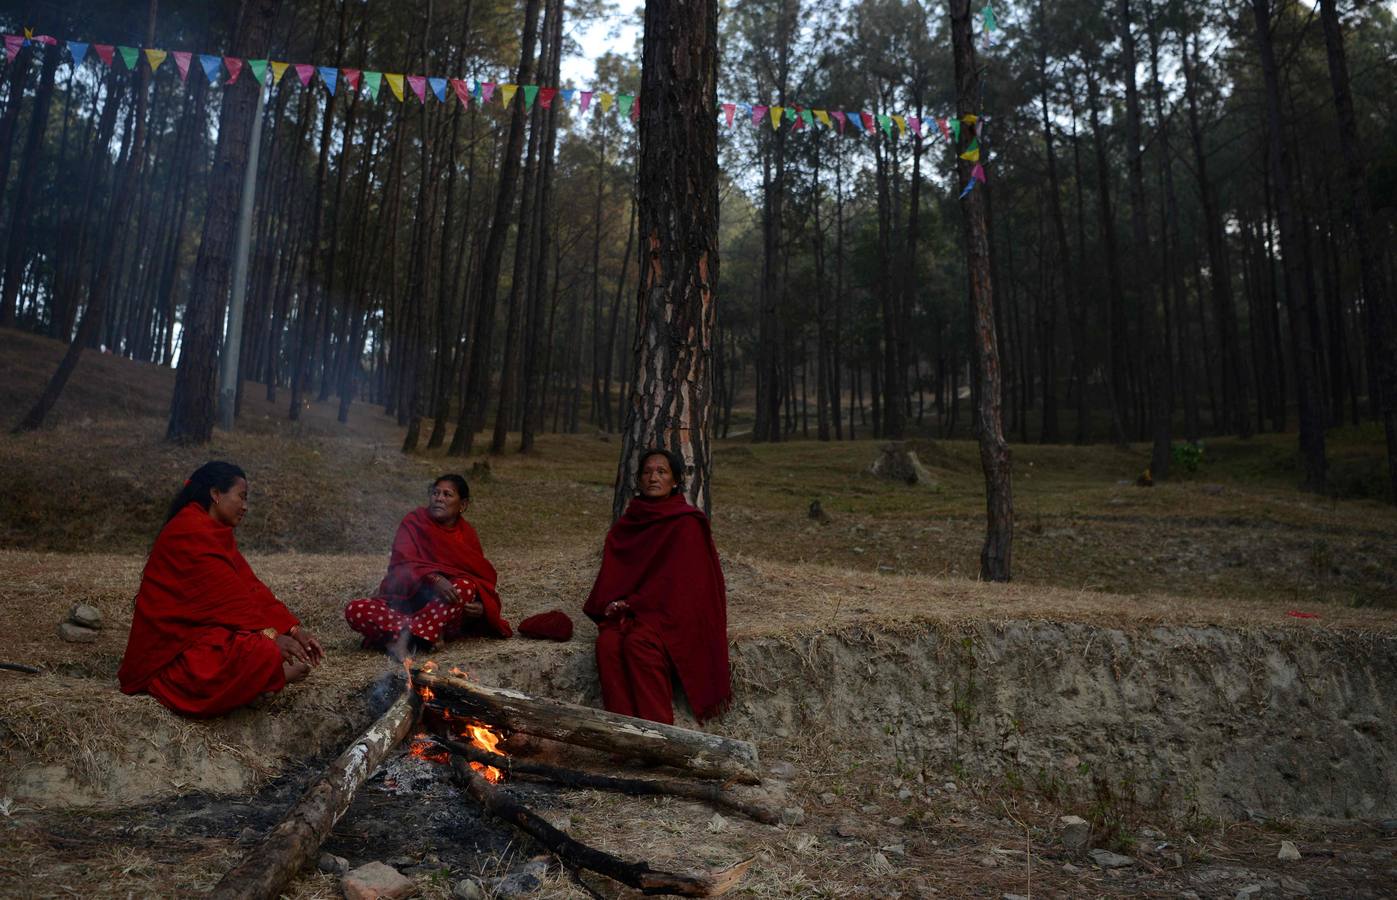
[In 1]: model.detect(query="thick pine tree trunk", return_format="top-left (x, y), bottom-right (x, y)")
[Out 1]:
top-left (1251, 0), bottom-right (1327, 492)
top-left (1084, 62), bottom-right (1130, 446)
top-left (402, 4), bottom-right (439, 453)
top-left (1319, 0), bottom-right (1395, 502)
top-left (165, 0), bottom-right (280, 443)
top-left (949, 0), bottom-right (1012, 582)
top-left (611, 0), bottom-right (720, 518)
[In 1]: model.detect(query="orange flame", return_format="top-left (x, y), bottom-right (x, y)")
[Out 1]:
top-left (462, 721), bottom-right (505, 783)
top-left (407, 732), bottom-right (449, 765)
top-left (422, 660), bottom-right (438, 673)
top-left (419, 685), bottom-right (436, 703)
top-left (449, 666), bottom-right (469, 678)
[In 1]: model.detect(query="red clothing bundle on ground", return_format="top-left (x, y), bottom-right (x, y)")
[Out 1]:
top-left (585, 493), bottom-right (730, 722)
top-left (518, 610), bottom-right (574, 641)
top-left (347, 508), bottom-right (511, 645)
top-left (118, 503), bottom-right (298, 717)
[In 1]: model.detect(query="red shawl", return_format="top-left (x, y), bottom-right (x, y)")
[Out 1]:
top-left (374, 508), bottom-right (511, 638)
top-left (119, 503), bottom-right (298, 693)
top-left (584, 493), bottom-right (731, 721)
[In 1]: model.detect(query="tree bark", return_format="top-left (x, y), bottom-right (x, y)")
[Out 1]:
top-left (166, 0), bottom-right (280, 444)
top-left (949, 0), bottom-right (1012, 582)
top-left (1251, 0), bottom-right (1327, 492)
top-left (1319, 0), bottom-right (1395, 502)
top-left (612, 0), bottom-right (721, 517)
top-left (1, 43), bottom-right (60, 326)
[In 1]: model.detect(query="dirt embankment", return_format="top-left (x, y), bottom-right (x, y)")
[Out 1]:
top-left (6, 616), bottom-right (1393, 823)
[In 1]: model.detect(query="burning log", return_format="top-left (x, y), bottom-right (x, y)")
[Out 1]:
top-left (413, 668), bottom-right (760, 784)
top-left (430, 735), bottom-right (779, 824)
top-left (209, 684), bottom-right (421, 900)
top-left (451, 757), bottom-right (754, 896)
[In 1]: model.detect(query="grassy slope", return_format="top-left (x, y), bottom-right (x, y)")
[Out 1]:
top-left (1, 326), bottom-right (1395, 611)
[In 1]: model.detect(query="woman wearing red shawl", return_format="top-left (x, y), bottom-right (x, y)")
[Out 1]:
top-left (118, 462), bottom-right (324, 718)
top-left (584, 449), bottom-right (731, 725)
top-left (345, 474), bottom-right (511, 656)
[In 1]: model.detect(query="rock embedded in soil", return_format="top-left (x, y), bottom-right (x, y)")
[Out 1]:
top-left (819, 792), bottom-right (837, 806)
top-left (452, 878), bottom-right (485, 900)
top-left (781, 806), bottom-right (806, 826)
top-left (768, 760), bottom-right (797, 779)
top-left (317, 852), bottom-right (348, 874)
top-left (69, 604), bottom-right (103, 629)
top-left (1059, 814), bottom-right (1091, 850)
top-left (1088, 848), bottom-right (1136, 869)
top-left (57, 622), bottom-right (98, 643)
top-left (342, 862), bottom-right (413, 900)
top-left (1278, 840), bottom-right (1301, 861)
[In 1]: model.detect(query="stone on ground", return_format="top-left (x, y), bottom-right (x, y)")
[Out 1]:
top-left (1278, 840), bottom-right (1301, 861)
top-left (316, 852), bottom-right (348, 874)
top-left (57, 622), bottom-right (98, 643)
top-left (1059, 814), bottom-right (1091, 850)
top-left (452, 877), bottom-right (485, 900)
top-left (1088, 848), bottom-right (1136, 869)
top-left (68, 604), bottom-right (103, 629)
top-left (342, 861), bottom-right (413, 900)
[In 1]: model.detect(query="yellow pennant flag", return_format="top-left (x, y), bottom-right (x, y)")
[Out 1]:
top-left (385, 73), bottom-right (405, 101)
top-left (270, 60), bottom-right (290, 85)
top-left (500, 84), bottom-right (518, 106)
top-left (769, 106), bottom-right (784, 130)
top-left (814, 109), bottom-right (831, 127)
top-left (892, 115), bottom-right (906, 136)
top-left (598, 92), bottom-right (613, 112)
top-left (144, 49), bottom-right (167, 72)
top-left (960, 113), bottom-right (978, 125)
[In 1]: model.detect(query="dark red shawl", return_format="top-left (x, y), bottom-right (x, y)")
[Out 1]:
top-left (375, 507), bottom-right (511, 637)
top-left (119, 503), bottom-right (298, 693)
top-left (584, 493), bottom-right (731, 721)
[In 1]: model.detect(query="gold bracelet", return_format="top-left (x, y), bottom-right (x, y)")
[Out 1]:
top-left (261, 627), bottom-right (278, 640)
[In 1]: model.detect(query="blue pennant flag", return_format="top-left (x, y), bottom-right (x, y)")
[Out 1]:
top-left (429, 77), bottom-right (447, 102)
top-left (847, 112), bottom-right (865, 132)
top-left (67, 41), bottom-right (89, 66)
top-left (959, 177), bottom-right (976, 199)
top-left (560, 88), bottom-right (576, 106)
top-left (318, 66), bottom-right (337, 95)
top-left (198, 54), bottom-right (222, 85)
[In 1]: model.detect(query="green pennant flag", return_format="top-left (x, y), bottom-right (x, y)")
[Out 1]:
top-left (785, 107), bottom-right (797, 122)
top-left (364, 71), bottom-right (382, 100)
top-left (982, 5), bottom-right (998, 30)
top-left (247, 58), bottom-right (268, 84)
top-left (617, 93), bottom-right (634, 118)
top-left (801, 109), bottom-right (814, 128)
top-left (950, 117), bottom-right (961, 141)
top-left (117, 45), bottom-right (138, 70)
top-left (877, 114), bottom-right (894, 138)
top-left (523, 84), bottom-right (539, 109)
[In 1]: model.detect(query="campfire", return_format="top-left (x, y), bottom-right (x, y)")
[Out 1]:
top-left (210, 664), bottom-right (763, 898)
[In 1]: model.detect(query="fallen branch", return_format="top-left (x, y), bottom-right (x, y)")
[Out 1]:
top-left (414, 668), bottom-right (760, 784)
top-left (450, 757), bottom-right (753, 896)
top-left (0, 662), bottom-right (41, 674)
top-left (209, 682), bottom-right (421, 900)
top-left (429, 733), bottom-right (779, 824)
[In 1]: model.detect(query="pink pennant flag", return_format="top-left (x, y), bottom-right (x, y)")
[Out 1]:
top-left (407, 74), bottom-right (427, 103)
top-left (579, 90), bottom-right (592, 113)
top-left (722, 103), bottom-right (735, 127)
top-left (224, 57), bottom-right (244, 84)
top-left (907, 115), bottom-right (921, 137)
top-left (93, 43), bottom-right (114, 66)
top-left (831, 110), bottom-right (847, 133)
top-left (481, 82), bottom-right (496, 103)
top-left (342, 68), bottom-right (361, 92)
top-left (539, 87), bottom-right (557, 108)
top-left (294, 63), bottom-right (313, 86)
top-left (450, 78), bottom-right (471, 108)
top-left (972, 163), bottom-right (986, 183)
top-left (937, 116), bottom-right (951, 141)
top-left (751, 105), bottom-right (767, 126)
top-left (172, 50), bottom-right (192, 82)
top-left (4, 35), bottom-right (22, 62)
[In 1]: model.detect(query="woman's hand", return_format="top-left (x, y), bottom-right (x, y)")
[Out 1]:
top-left (275, 633), bottom-right (311, 667)
top-left (432, 574), bottom-right (461, 604)
top-left (460, 598), bottom-right (484, 619)
top-left (291, 626), bottom-right (324, 666)
top-left (603, 600), bottom-right (629, 620)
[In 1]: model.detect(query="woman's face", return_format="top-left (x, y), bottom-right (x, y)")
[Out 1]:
top-left (428, 481), bottom-right (466, 524)
top-left (638, 455), bottom-right (677, 499)
top-left (209, 478), bottom-right (249, 528)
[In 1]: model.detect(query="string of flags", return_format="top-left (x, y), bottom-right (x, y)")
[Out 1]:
top-left (4, 17), bottom-right (996, 193)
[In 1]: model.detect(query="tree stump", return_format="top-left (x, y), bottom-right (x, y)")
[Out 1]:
top-left (867, 442), bottom-right (937, 488)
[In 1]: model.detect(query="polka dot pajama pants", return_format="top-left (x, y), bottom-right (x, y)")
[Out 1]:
top-left (344, 579), bottom-right (475, 648)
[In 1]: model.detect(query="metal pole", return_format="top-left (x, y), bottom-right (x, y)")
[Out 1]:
top-left (218, 79), bottom-right (267, 430)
